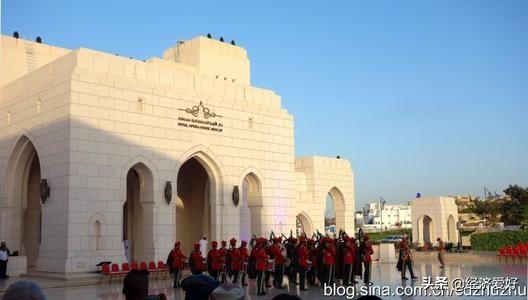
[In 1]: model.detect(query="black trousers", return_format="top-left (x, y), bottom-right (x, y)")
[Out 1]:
top-left (343, 263), bottom-right (354, 285)
top-left (298, 266), bottom-right (307, 290)
top-left (220, 271), bottom-right (227, 283)
top-left (273, 264), bottom-right (284, 288)
top-left (0, 260), bottom-right (7, 279)
top-left (241, 272), bottom-right (247, 285)
top-left (173, 268), bottom-right (181, 288)
top-left (401, 260), bottom-right (415, 278)
top-left (231, 270), bottom-right (239, 283)
top-left (325, 264), bottom-right (335, 284)
top-left (210, 270), bottom-right (219, 280)
top-left (287, 265), bottom-right (296, 284)
top-left (363, 261), bottom-right (371, 284)
top-left (307, 265), bottom-right (316, 285)
top-left (257, 270), bottom-right (266, 294)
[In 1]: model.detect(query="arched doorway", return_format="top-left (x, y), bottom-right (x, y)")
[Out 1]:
top-left (2, 136), bottom-right (42, 269)
top-left (422, 215), bottom-right (433, 244)
top-left (447, 215), bottom-right (456, 242)
top-left (123, 163), bottom-right (154, 262)
top-left (239, 173), bottom-right (262, 241)
top-left (176, 157), bottom-right (212, 254)
top-left (296, 212), bottom-right (313, 237)
top-left (324, 193), bottom-right (336, 233)
top-left (325, 187), bottom-right (345, 234)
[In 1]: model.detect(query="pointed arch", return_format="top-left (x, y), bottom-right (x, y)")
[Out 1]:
top-left (326, 186), bottom-right (346, 232)
top-left (174, 145), bottom-right (224, 252)
top-left (121, 155), bottom-right (159, 204)
top-left (296, 211), bottom-right (314, 237)
top-left (174, 145), bottom-right (224, 194)
top-left (1, 133), bottom-right (43, 269)
top-left (239, 169), bottom-right (264, 240)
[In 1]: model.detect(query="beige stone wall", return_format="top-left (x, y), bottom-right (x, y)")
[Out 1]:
top-left (411, 196), bottom-right (459, 245)
top-left (0, 49), bottom-right (77, 272)
top-left (0, 35), bottom-right (70, 87)
top-left (0, 35), bottom-right (355, 273)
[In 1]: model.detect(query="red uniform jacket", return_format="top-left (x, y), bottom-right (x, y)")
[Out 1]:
top-left (343, 244), bottom-right (356, 265)
top-left (309, 246), bottom-right (318, 268)
top-left (298, 244), bottom-right (309, 267)
top-left (219, 247), bottom-right (228, 267)
top-left (207, 248), bottom-right (222, 271)
top-left (323, 244), bottom-right (336, 265)
top-left (251, 246), bottom-right (268, 271)
top-left (270, 244), bottom-right (286, 265)
top-left (239, 246), bottom-right (249, 262)
top-left (228, 247), bottom-right (242, 271)
top-left (170, 248), bottom-right (186, 269)
top-left (363, 244), bottom-right (374, 263)
top-left (190, 250), bottom-right (205, 271)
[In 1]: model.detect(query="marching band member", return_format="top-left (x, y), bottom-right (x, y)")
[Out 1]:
top-left (228, 238), bottom-right (242, 283)
top-left (207, 241), bottom-right (221, 280)
top-left (342, 236), bottom-right (356, 285)
top-left (219, 240), bottom-right (228, 283)
top-left (189, 243), bottom-right (206, 275)
top-left (252, 237), bottom-right (269, 296)
top-left (169, 241), bottom-right (186, 288)
top-left (307, 238), bottom-right (319, 286)
top-left (323, 238), bottom-right (336, 284)
top-left (360, 235), bottom-right (374, 285)
top-left (398, 237), bottom-right (418, 280)
top-left (270, 237), bottom-right (286, 289)
top-left (297, 237), bottom-right (310, 291)
top-left (239, 240), bottom-right (249, 286)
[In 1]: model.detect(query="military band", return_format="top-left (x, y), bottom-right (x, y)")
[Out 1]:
top-left (167, 229), bottom-right (390, 296)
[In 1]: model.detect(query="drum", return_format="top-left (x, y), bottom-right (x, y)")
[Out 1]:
top-left (221, 263), bottom-right (227, 273)
top-left (267, 259), bottom-right (275, 272)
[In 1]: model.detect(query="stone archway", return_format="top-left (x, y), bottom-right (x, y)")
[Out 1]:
top-left (176, 157), bottom-right (214, 254)
top-left (1, 135), bottom-right (42, 269)
top-left (123, 162), bottom-right (154, 262)
top-left (326, 187), bottom-right (345, 233)
top-left (417, 214), bottom-right (434, 244)
top-left (239, 172), bottom-right (262, 241)
top-left (296, 212), bottom-right (313, 237)
top-left (447, 215), bottom-right (456, 243)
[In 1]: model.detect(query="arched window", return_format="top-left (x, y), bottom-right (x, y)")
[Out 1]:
top-left (93, 220), bottom-right (102, 250)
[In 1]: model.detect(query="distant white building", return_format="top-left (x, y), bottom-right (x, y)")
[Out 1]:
top-left (362, 203), bottom-right (412, 231)
top-left (355, 211), bottom-right (364, 226)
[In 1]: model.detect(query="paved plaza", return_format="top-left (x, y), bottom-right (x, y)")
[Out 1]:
top-left (1, 260), bottom-right (526, 299)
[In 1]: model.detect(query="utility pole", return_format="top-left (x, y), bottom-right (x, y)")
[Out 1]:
top-left (379, 197), bottom-right (386, 233)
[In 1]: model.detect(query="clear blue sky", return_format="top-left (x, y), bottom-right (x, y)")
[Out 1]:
top-left (2, 1), bottom-right (527, 209)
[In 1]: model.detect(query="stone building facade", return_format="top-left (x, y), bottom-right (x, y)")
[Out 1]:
top-left (0, 35), bottom-right (354, 274)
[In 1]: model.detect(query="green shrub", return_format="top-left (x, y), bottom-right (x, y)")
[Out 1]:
top-left (470, 230), bottom-right (528, 251)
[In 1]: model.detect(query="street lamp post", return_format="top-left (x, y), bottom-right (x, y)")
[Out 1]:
top-left (379, 197), bottom-right (386, 233)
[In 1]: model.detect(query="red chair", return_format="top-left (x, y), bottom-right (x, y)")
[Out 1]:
top-left (109, 264), bottom-right (121, 283)
top-left (131, 262), bottom-right (139, 270)
top-left (140, 262), bottom-right (148, 270)
top-left (122, 263), bottom-right (130, 272)
top-left (157, 261), bottom-right (169, 280)
top-left (519, 246), bottom-right (528, 260)
top-left (147, 261), bottom-right (159, 279)
top-left (148, 261), bottom-right (157, 270)
top-left (100, 264), bottom-right (111, 284)
top-left (157, 261), bottom-right (168, 270)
